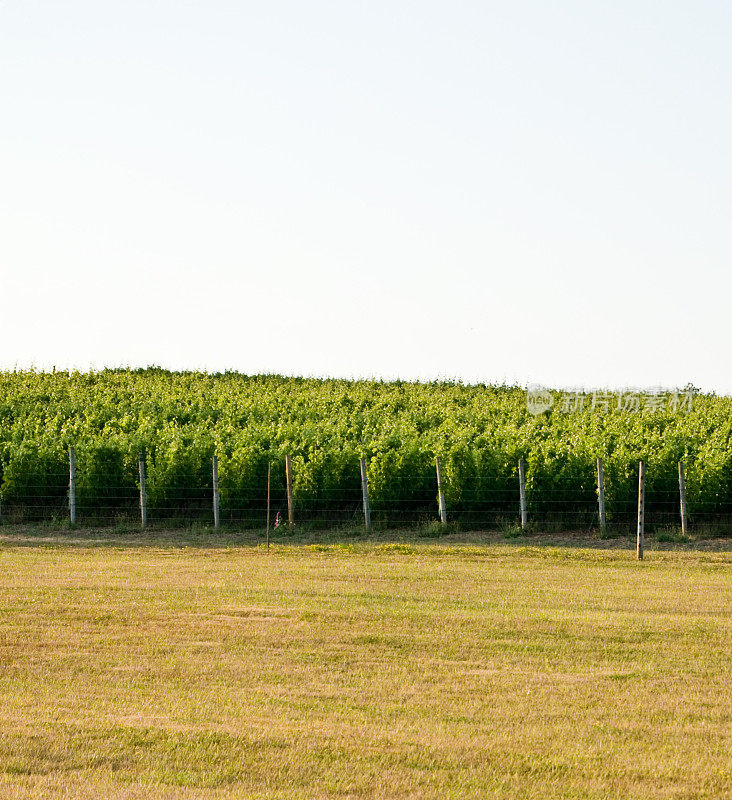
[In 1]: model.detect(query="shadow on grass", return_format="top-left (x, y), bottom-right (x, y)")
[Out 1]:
top-left (0, 521), bottom-right (729, 552)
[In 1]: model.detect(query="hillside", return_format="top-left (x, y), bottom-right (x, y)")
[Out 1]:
top-left (1, 369), bottom-right (730, 529)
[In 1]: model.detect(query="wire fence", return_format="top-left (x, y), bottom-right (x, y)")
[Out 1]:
top-left (1, 456), bottom-right (731, 535)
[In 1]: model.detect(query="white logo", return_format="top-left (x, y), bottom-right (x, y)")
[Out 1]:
top-left (524, 385), bottom-right (696, 415)
top-left (526, 385), bottom-right (554, 415)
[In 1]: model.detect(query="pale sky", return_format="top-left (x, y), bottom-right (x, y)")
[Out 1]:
top-left (1, 1), bottom-right (730, 392)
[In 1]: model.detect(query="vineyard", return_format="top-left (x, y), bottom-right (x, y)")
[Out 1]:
top-left (1, 369), bottom-right (731, 531)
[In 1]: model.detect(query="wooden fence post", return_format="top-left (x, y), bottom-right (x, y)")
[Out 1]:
top-left (435, 457), bottom-right (447, 525)
top-left (360, 457), bottom-right (371, 529)
top-left (518, 457), bottom-right (527, 530)
top-left (138, 453), bottom-right (147, 528)
top-left (266, 462), bottom-right (271, 549)
top-left (68, 445), bottom-right (76, 525)
top-left (678, 461), bottom-right (688, 536)
top-left (285, 455), bottom-right (294, 527)
top-left (637, 460), bottom-right (645, 560)
top-left (597, 457), bottom-right (607, 532)
top-left (212, 455), bottom-right (220, 529)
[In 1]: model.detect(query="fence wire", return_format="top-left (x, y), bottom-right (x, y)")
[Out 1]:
top-left (1, 467), bottom-right (730, 534)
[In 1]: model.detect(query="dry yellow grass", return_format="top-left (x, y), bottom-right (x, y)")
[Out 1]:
top-left (0, 531), bottom-right (729, 799)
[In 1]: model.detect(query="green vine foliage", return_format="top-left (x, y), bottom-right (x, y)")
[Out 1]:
top-left (0, 369), bottom-right (729, 526)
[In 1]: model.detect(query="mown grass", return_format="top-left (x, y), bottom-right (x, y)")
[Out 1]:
top-left (0, 529), bottom-right (729, 799)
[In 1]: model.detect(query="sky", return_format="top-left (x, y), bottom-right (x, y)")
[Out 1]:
top-left (1, 1), bottom-right (730, 392)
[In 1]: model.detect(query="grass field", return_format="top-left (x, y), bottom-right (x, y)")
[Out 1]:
top-left (0, 529), bottom-right (729, 799)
